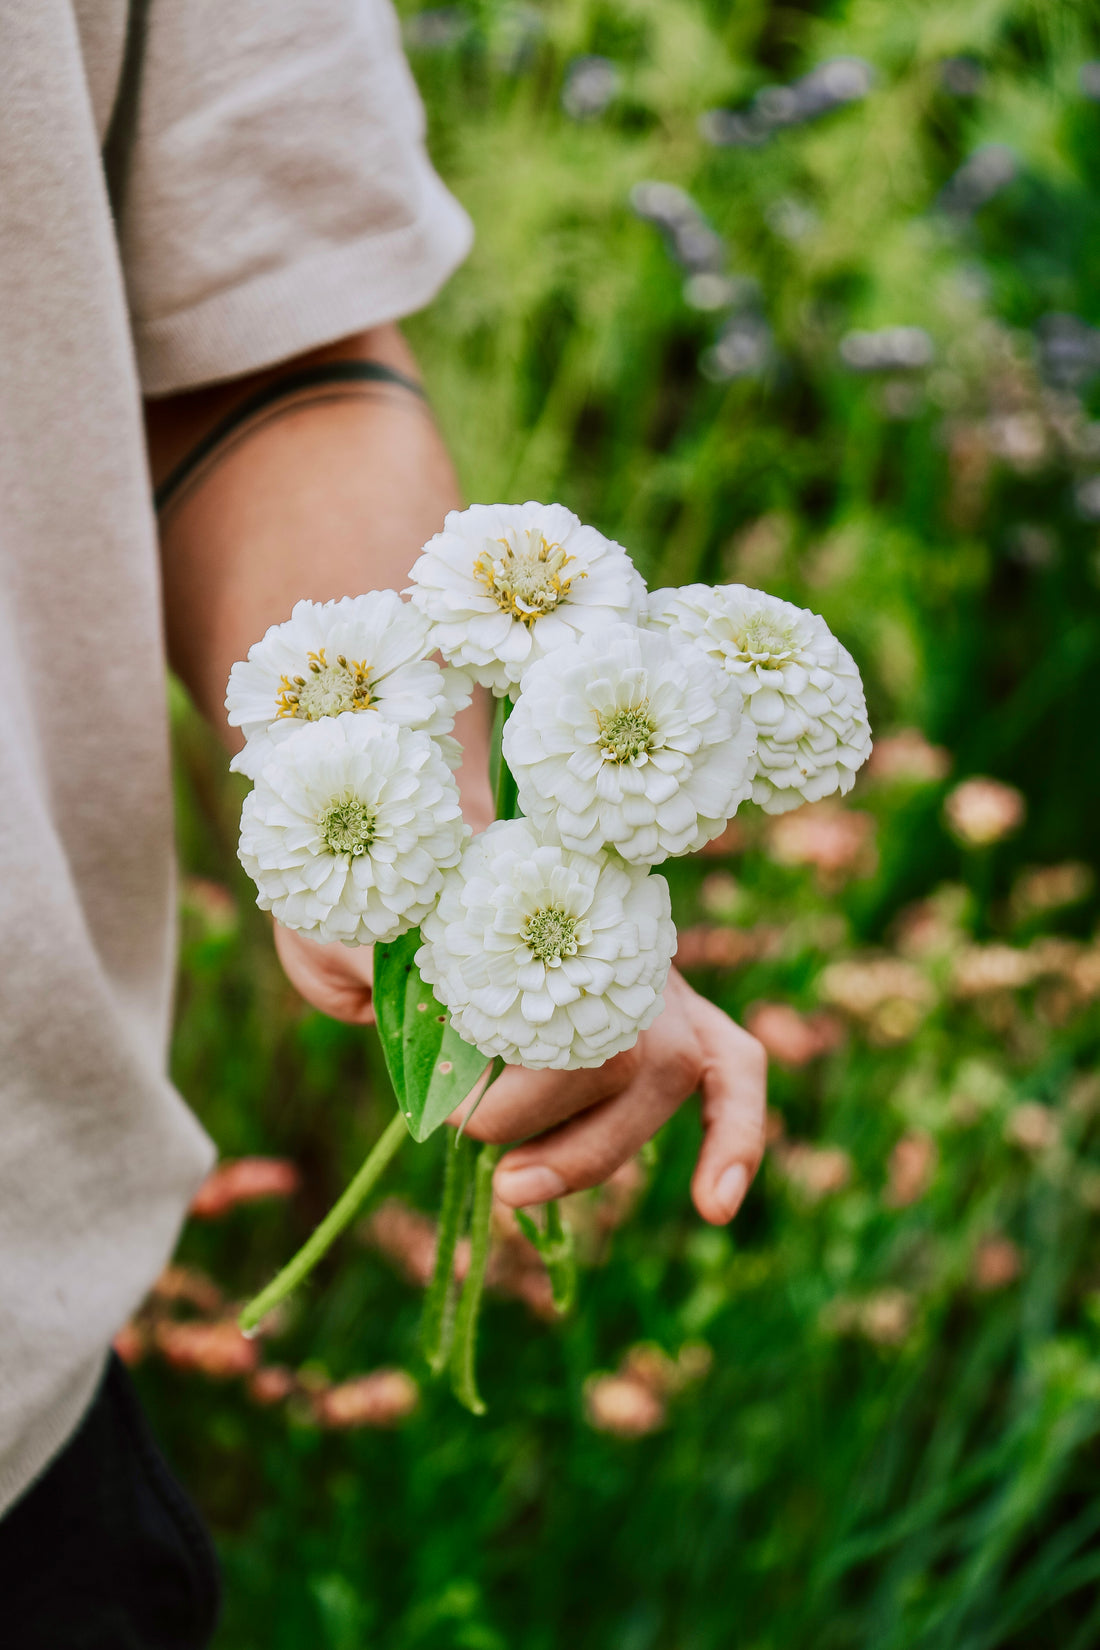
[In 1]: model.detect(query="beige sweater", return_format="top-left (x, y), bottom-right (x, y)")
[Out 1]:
top-left (0, 0), bottom-right (470, 1514)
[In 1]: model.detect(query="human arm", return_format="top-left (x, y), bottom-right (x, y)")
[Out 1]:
top-left (146, 331), bottom-right (766, 1222)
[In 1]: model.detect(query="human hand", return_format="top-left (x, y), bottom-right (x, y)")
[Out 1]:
top-left (462, 967), bottom-right (767, 1225)
top-left (273, 928), bottom-right (766, 1225)
top-left (273, 921), bottom-right (376, 1025)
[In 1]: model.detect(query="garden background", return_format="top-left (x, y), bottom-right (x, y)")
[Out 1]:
top-left (138, 2), bottom-right (1100, 1645)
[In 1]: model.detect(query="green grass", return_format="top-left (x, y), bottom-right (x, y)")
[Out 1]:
top-left (140, 2), bottom-right (1100, 1644)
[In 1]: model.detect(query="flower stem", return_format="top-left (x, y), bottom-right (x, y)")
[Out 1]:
top-left (238, 1110), bottom-right (407, 1336)
top-left (449, 1139), bottom-right (503, 1415)
top-left (515, 1200), bottom-right (577, 1315)
top-left (543, 1199), bottom-right (577, 1315)
top-left (420, 1129), bottom-right (475, 1375)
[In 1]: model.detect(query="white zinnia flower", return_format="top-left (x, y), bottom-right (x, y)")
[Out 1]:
top-left (416, 819), bottom-right (676, 1069)
top-left (647, 584), bottom-right (871, 814)
top-left (226, 590), bottom-right (470, 781)
top-left (238, 717), bottom-right (468, 945)
top-left (502, 623), bottom-right (755, 864)
top-left (406, 501), bottom-right (646, 695)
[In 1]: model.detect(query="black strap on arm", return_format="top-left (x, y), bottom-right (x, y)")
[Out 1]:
top-left (153, 359), bottom-right (427, 515)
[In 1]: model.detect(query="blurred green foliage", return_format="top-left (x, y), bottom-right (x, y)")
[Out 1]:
top-left (142, 2), bottom-right (1100, 1645)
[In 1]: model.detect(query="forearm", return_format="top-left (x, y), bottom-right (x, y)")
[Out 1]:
top-left (145, 325), bottom-right (493, 826)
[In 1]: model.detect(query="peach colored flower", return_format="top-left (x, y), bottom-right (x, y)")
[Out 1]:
top-left (698, 820), bottom-right (749, 857)
top-left (180, 877), bottom-right (238, 938)
top-left (151, 1265), bottom-right (223, 1315)
top-left (972, 1236), bottom-right (1022, 1290)
top-left (584, 1374), bottom-right (665, 1437)
top-left (774, 1141), bottom-right (852, 1200)
top-left (1004, 1102), bottom-right (1059, 1153)
top-left (943, 777), bottom-right (1025, 847)
top-left (859, 1289), bottom-right (916, 1346)
top-left (154, 1320), bottom-right (258, 1379)
top-left (745, 1002), bottom-right (845, 1067)
top-left (886, 1133), bottom-right (937, 1208)
top-left (819, 956), bottom-right (935, 1043)
top-left (866, 728), bottom-right (951, 785)
top-left (766, 801), bottom-right (877, 883)
top-left (363, 1198), bottom-right (440, 1288)
top-left (674, 923), bottom-right (780, 971)
top-left (1011, 862), bottom-right (1094, 919)
top-left (315, 1370), bottom-right (418, 1428)
top-left (248, 1366), bottom-right (298, 1406)
top-left (190, 1158), bottom-right (301, 1219)
top-left (112, 1322), bottom-right (146, 1367)
top-left (951, 945), bottom-right (1037, 997)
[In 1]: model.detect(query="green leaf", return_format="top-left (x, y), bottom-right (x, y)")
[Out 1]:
top-left (374, 928), bottom-right (490, 1142)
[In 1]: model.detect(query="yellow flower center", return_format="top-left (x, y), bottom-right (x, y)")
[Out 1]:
top-left (276, 649), bottom-right (373, 721)
top-left (473, 530), bottom-right (584, 626)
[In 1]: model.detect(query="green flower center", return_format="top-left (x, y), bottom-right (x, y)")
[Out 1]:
top-left (277, 649), bottom-right (373, 721)
top-left (730, 614), bottom-right (797, 669)
top-left (319, 798), bottom-right (377, 858)
top-left (473, 531), bottom-right (583, 626)
top-left (524, 905), bottom-right (581, 966)
top-left (597, 704), bottom-right (655, 764)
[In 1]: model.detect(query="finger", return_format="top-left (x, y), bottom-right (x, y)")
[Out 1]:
top-left (454, 1048), bottom-right (637, 1143)
top-left (687, 995), bottom-right (767, 1225)
top-left (493, 1051), bottom-right (693, 1206)
top-left (272, 924), bottom-right (375, 1025)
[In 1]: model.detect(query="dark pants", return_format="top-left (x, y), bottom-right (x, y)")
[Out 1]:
top-left (0, 1355), bottom-right (221, 1649)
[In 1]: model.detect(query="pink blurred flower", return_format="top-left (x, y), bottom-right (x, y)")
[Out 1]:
top-left (314, 1370), bottom-right (419, 1428)
top-left (866, 729), bottom-right (951, 786)
top-left (745, 1002), bottom-right (845, 1068)
top-left (112, 1321), bottom-right (146, 1367)
top-left (766, 801), bottom-right (877, 884)
top-left (151, 1265), bottom-right (223, 1315)
top-left (190, 1158), bottom-right (301, 1220)
top-left (943, 777), bottom-right (1025, 847)
top-left (952, 944), bottom-right (1037, 997)
top-left (1004, 1102), bottom-right (1059, 1153)
top-left (584, 1374), bottom-right (666, 1438)
top-left (774, 1141), bottom-right (852, 1201)
top-left (180, 876), bottom-right (238, 938)
top-left (892, 884), bottom-right (969, 960)
top-left (972, 1236), bottom-right (1022, 1291)
top-left (674, 924), bottom-right (769, 970)
top-left (698, 820), bottom-right (749, 858)
top-left (886, 1133), bottom-right (937, 1208)
top-left (859, 1289), bottom-right (916, 1346)
top-left (247, 1366), bottom-right (298, 1406)
top-left (363, 1198), bottom-right (440, 1287)
top-left (699, 871), bottom-right (742, 920)
top-left (819, 956), bottom-right (935, 1043)
top-left (1011, 861), bottom-right (1094, 919)
top-left (154, 1319), bottom-right (258, 1378)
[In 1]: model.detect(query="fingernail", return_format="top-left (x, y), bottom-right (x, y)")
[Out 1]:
top-left (716, 1163), bottom-right (749, 1221)
top-left (494, 1165), bottom-right (567, 1207)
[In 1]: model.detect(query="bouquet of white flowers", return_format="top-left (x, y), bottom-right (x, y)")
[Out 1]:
top-left (230, 503), bottom-right (871, 1411)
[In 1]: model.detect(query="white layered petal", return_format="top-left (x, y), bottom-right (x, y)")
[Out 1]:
top-left (226, 589), bottom-right (471, 780)
top-left (238, 718), bottom-right (468, 945)
top-left (503, 623), bottom-right (755, 864)
top-left (647, 584), bottom-right (872, 813)
top-left (406, 501), bottom-right (646, 695)
top-left (417, 819), bottom-right (676, 1069)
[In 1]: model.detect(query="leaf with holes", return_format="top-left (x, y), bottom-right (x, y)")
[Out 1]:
top-left (373, 927), bottom-right (490, 1142)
